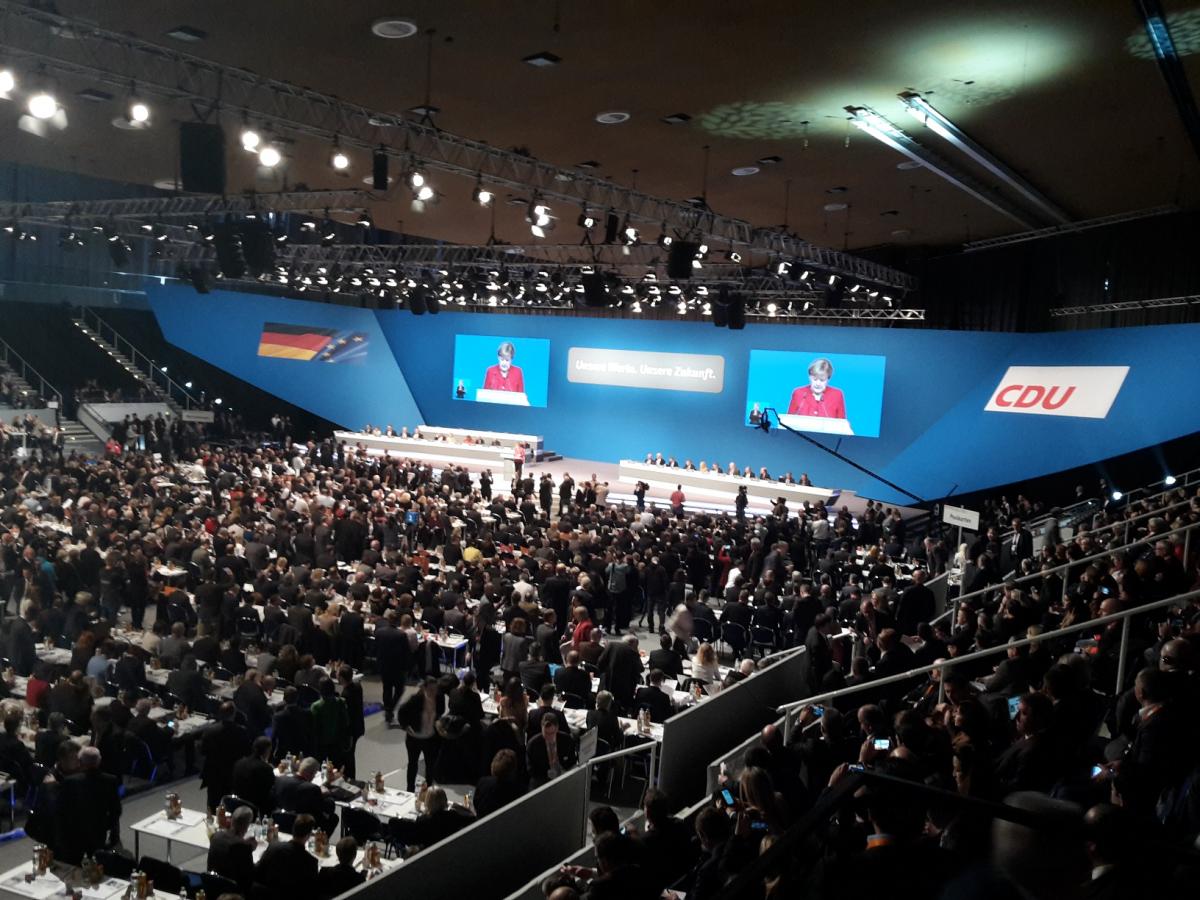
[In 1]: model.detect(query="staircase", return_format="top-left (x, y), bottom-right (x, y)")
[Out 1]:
top-left (0, 341), bottom-right (102, 453)
top-left (70, 309), bottom-right (199, 418)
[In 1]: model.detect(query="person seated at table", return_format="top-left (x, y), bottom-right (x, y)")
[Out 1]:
top-left (25, 659), bottom-right (52, 710)
top-left (112, 643), bottom-right (147, 692)
top-left (208, 804), bottom-right (257, 893)
top-left (69, 630), bottom-right (97, 673)
top-left (473, 748), bottom-right (528, 818)
top-left (519, 642), bottom-right (552, 694)
top-left (127, 697), bottom-right (172, 765)
top-left (271, 686), bottom-right (314, 761)
top-left (231, 735), bottom-right (276, 814)
top-left (586, 690), bottom-right (623, 751)
top-left (634, 669), bottom-right (674, 724)
top-left (691, 643), bottom-right (721, 692)
top-left (58, 745), bottom-right (120, 864)
top-left (255, 812), bottom-right (319, 900)
top-left (553, 651), bottom-right (593, 709)
top-left (167, 654), bottom-right (210, 710)
top-left (0, 708), bottom-right (34, 791)
top-left (722, 658), bottom-right (758, 691)
top-left (48, 669), bottom-right (92, 734)
top-left (157, 621), bottom-right (191, 669)
top-left (34, 712), bottom-right (70, 768)
top-left (647, 633), bottom-right (684, 680)
top-left (565, 830), bottom-right (648, 899)
top-left (271, 756), bottom-right (339, 834)
top-left (496, 676), bottom-right (529, 732)
top-left (191, 622), bottom-right (220, 666)
top-left (527, 713), bottom-right (577, 788)
top-left (316, 836), bottom-right (366, 900)
top-left (390, 785), bottom-right (475, 853)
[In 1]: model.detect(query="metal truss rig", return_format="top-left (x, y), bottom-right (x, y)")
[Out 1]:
top-left (0, 191), bottom-right (374, 221)
top-left (0, 0), bottom-right (916, 291)
top-left (1049, 294), bottom-right (1200, 316)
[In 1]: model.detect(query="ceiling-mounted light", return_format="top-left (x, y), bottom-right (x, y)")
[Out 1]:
top-left (329, 137), bottom-right (350, 171)
top-left (128, 95), bottom-right (150, 125)
top-left (415, 184), bottom-right (435, 202)
top-left (577, 209), bottom-right (596, 230)
top-left (472, 177), bottom-right (493, 206)
top-left (656, 227), bottom-right (673, 250)
top-left (528, 198), bottom-right (554, 237)
top-left (258, 143), bottom-right (282, 167)
top-left (799, 269), bottom-right (812, 281)
top-left (725, 247), bottom-right (742, 263)
top-left (27, 87), bottom-right (58, 120)
top-left (775, 260), bottom-right (792, 276)
top-left (0, 66), bottom-right (15, 97)
top-left (356, 210), bottom-right (373, 228)
top-left (240, 114), bottom-right (260, 151)
top-left (407, 167), bottom-right (426, 190)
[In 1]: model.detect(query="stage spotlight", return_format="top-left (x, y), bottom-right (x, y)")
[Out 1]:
top-left (214, 398), bottom-right (223, 406)
top-left (766, 302), bottom-right (778, 315)
top-left (622, 220), bottom-right (640, 246)
top-left (329, 138), bottom-right (350, 171)
top-left (577, 210), bottom-right (596, 230)
top-left (356, 210), bottom-right (373, 228)
top-left (414, 184), bottom-right (435, 202)
top-left (1164, 474), bottom-right (1177, 486)
top-left (725, 248), bottom-right (742, 263)
top-left (472, 177), bottom-right (493, 206)
top-left (775, 260), bottom-right (792, 277)
top-left (320, 219), bottom-right (337, 247)
top-left (799, 269), bottom-right (812, 281)
top-left (128, 97), bottom-right (150, 125)
top-left (258, 143), bottom-right (282, 167)
top-left (27, 88), bottom-right (58, 120)
top-left (828, 273), bottom-right (840, 286)
top-left (1110, 490), bottom-right (1123, 501)
top-left (528, 200), bottom-right (554, 237)
top-left (0, 67), bottom-right (14, 97)
top-left (240, 118), bottom-right (260, 151)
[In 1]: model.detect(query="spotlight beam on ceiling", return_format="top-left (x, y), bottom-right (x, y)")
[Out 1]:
top-left (1134, 0), bottom-right (1200, 162)
top-left (844, 105), bottom-right (1036, 229)
top-left (0, 1), bottom-right (915, 291)
top-left (897, 92), bottom-right (1071, 225)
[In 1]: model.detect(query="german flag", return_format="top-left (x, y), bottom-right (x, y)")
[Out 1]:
top-left (257, 322), bottom-right (339, 360)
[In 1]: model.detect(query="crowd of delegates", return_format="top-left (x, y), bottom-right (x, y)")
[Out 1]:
top-left (1, 414), bottom-right (64, 460)
top-left (0, 416), bottom-right (1196, 897)
top-left (1, 366), bottom-right (45, 410)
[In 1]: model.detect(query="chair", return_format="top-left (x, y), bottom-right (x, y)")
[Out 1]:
top-left (94, 849), bottom-right (134, 880)
top-left (296, 684), bottom-right (321, 709)
top-left (137, 857), bottom-right (185, 895)
top-left (124, 735), bottom-right (159, 784)
top-left (195, 871), bottom-right (240, 898)
top-left (271, 809), bottom-right (297, 834)
top-left (561, 692), bottom-right (588, 710)
top-left (750, 626), bottom-right (778, 657)
top-left (692, 618), bottom-right (714, 644)
top-left (341, 806), bottom-right (385, 844)
top-left (719, 622), bottom-right (748, 659)
top-left (210, 666), bottom-right (234, 682)
top-left (220, 794), bottom-right (259, 819)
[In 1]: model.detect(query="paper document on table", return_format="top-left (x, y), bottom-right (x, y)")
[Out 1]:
top-left (0, 872), bottom-right (63, 900)
top-left (80, 878), bottom-right (131, 900)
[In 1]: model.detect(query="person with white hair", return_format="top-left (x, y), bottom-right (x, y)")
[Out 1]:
top-left (58, 745), bottom-right (121, 863)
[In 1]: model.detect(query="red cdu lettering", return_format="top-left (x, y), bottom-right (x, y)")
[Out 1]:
top-left (995, 385), bottom-right (1022, 407)
top-left (1014, 386), bottom-right (1044, 408)
top-left (1041, 385), bottom-right (1076, 410)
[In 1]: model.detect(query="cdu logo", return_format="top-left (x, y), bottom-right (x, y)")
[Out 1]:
top-left (984, 366), bottom-right (1129, 419)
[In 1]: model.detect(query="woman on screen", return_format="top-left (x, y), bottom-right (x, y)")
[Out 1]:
top-left (482, 341), bottom-right (525, 392)
top-left (788, 357), bottom-right (847, 419)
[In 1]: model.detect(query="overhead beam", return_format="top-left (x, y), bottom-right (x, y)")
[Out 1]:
top-left (1133, 0), bottom-right (1200, 161)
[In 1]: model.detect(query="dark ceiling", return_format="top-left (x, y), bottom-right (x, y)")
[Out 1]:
top-left (2, 0), bottom-right (1198, 255)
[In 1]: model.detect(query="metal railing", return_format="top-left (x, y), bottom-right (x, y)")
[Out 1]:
top-left (933, 517), bottom-right (1200, 630)
top-left (1123, 465), bottom-right (1200, 503)
top-left (0, 337), bottom-right (62, 407)
top-left (74, 307), bottom-right (200, 410)
top-left (778, 585), bottom-right (1200, 742)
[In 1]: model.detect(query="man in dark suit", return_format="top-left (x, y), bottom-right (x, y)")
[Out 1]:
top-left (871, 629), bottom-right (916, 680)
top-left (597, 633), bottom-right (644, 712)
top-left (994, 692), bottom-right (1059, 795)
top-left (317, 837), bottom-right (366, 900)
top-left (271, 687), bottom-right (313, 760)
top-left (638, 788), bottom-right (696, 891)
top-left (231, 736), bottom-right (276, 814)
top-left (525, 714), bottom-right (578, 788)
top-left (541, 565), bottom-right (573, 635)
top-left (59, 746), bottom-right (121, 863)
top-left (207, 805), bottom-right (257, 892)
top-left (254, 812), bottom-right (319, 900)
top-left (127, 698), bottom-right (172, 764)
top-left (518, 643), bottom-right (551, 694)
top-left (586, 691), bottom-right (623, 750)
top-left (633, 669), bottom-right (674, 724)
top-left (1008, 517), bottom-right (1034, 567)
top-left (553, 651), bottom-right (593, 708)
top-left (201, 701), bottom-right (251, 812)
top-left (895, 569), bottom-right (936, 636)
top-left (686, 807), bottom-right (733, 900)
top-left (373, 611), bottom-right (410, 724)
top-left (7, 606), bottom-right (37, 676)
top-left (647, 634), bottom-right (683, 679)
top-left (271, 756), bottom-right (338, 833)
top-left (982, 640), bottom-right (1032, 696)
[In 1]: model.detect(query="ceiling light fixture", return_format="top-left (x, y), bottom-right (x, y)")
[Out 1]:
top-left (27, 87), bottom-right (58, 120)
top-left (472, 176), bottom-right (494, 206)
top-left (258, 143), bottom-right (282, 167)
top-left (240, 115), bottom-right (260, 152)
top-left (595, 111), bottom-right (630, 125)
top-left (329, 137), bottom-right (350, 171)
top-left (371, 18), bottom-right (419, 39)
top-left (0, 66), bottom-right (16, 97)
top-left (523, 51), bottom-right (562, 67)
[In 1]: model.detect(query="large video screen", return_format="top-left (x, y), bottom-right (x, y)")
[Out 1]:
top-left (451, 334), bottom-right (550, 407)
top-left (745, 349), bottom-right (886, 437)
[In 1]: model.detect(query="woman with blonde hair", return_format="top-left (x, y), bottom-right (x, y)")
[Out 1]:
top-left (692, 642), bottom-right (720, 690)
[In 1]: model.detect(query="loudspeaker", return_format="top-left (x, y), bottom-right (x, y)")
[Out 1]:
top-left (408, 285), bottom-right (428, 315)
top-left (727, 293), bottom-right (746, 330)
top-left (712, 285), bottom-right (730, 327)
top-left (581, 272), bottom-right (608, 307)
top-left (668, 241), bottom-right (698, 280)
top-left (179, 123), bottom-right (226, 194)
top-left (373, 148), bottom-right (389, 191)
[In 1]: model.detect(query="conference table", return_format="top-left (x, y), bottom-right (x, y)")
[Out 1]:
top-left (416, 425), bottom-right (542, 453)
top-left (334, 431), bottom-right (515, 477)
top-left (0, 860), bottom-right (179, 900)
top-left (617, 460), bottom-right (839, 508)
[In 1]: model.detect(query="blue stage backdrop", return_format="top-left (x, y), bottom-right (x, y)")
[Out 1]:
top-left (147, 284), bottom-right (1200, 505)
top-left (148, 286), bottom-right (423, 431)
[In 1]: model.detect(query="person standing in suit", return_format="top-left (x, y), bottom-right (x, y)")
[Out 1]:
top-left (398, 677), bottom-right (445, 793)
top-left (58, 746), bottom-right (121, 864)
top-left (1008, 517), bottom-right (1034, 568)
top-left (230, 736), bottom-right (276, 814)
top-left (374, 611), bottom-right (410, 725)
top-left (597, 633), bottom-right (644, 712)
top-left (337, 665), bottom-right (365, 779)
top-left (895, 569), bottom-right (935, 636)
top-left (255, 813), bottom-right (319, 900)
top-left (7, 604), bottom-right (38, 676)
top-left (201, 701), bottom-right (251, 812)
top-left (271, 687), bottom-right (313, 760)
top-left (207, 805), bottom-right (257, 893)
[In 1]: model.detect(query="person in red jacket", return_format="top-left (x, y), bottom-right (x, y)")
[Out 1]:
top-left (482, 341), bottom-right (525, 392)
top-left (788, 357), bottom-right (846, 419)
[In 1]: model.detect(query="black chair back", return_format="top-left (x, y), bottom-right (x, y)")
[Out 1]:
top-left (138, 856), bottom-right (185, 895)
top-left (271, 809), bottom-right (297, 834)
top-left (342, 806), bottom-right (384, 844)
top-left (95, 849), bottom-right (134, 880)
top-left (221, 794), bottom-right (259, 819)
top-left (197, 871), bottom-right (240, 898)
top-left (692, 619), bottom-right (714, 643)
top-left (296, 684), bottom-right (321, 709)
top-left (561, 692), bottom-right (588, 709)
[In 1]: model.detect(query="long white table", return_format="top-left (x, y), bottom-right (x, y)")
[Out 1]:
top-left (334, 431), bottom-right (515, 478)
top-left (417, 425), bottom-right (542, 452)
top-left (618, 460), bottom-right (838, 508)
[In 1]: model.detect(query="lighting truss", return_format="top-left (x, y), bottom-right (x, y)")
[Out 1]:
top-left (1049, 294), bottom-right (1200, 316)
top-left (747, 307), bottom-right (925, 322)
top-left (897, 92), bottom-right (1070, 225)
top-left (844, 105), bottom-right (1036, 229)
top-left (962, 205), bottom-right (1179, 252)
top-left (0, 191), bottom-right (372, 221)
top-left (0, 0), bottom-right (916, 291)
